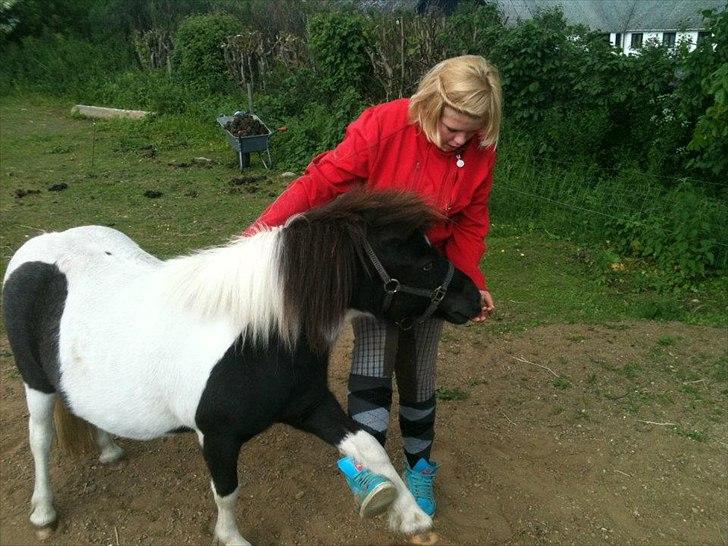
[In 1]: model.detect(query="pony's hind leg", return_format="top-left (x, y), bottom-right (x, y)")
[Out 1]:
top-left (24, 385), bottom-right (58, 531)
top-left (95, 428), bottom-right (124, 464)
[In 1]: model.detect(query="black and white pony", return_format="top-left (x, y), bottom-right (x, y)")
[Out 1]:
top-left (2, 189), bottom-right (481, 545)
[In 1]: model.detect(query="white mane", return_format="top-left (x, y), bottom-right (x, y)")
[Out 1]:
top-left (156, 228), bottom-right (296, 346)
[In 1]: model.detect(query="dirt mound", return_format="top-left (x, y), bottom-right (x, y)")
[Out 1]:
top-left (225, 113), bottom-right (267, 138)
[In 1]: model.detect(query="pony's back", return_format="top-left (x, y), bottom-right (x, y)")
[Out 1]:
top-left (4, 225), bottom-right (160, 284)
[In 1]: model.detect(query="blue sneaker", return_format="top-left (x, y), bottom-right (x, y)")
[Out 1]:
top-left (403, 458), bottom-right (439, 516)
top-left (337, 457), bottom-right (397, 518)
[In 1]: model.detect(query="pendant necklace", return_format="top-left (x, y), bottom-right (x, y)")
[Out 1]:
top-left (456, 154), bottom-right (465, 168)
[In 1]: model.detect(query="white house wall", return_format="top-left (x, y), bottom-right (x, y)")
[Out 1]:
top-left (610, 31), bottom-right (700, 54)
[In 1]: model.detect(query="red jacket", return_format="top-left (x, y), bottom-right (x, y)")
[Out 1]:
top-left (248, 98), bottom-right (496, 289)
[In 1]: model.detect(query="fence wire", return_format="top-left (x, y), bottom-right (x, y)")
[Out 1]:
top-left (490, 156), bottom-right (728, 270)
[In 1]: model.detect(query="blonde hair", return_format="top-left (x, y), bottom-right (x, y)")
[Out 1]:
top-left (409, 55), bottom-right (502, 148)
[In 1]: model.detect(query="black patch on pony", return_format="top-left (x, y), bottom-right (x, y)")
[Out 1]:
top-left (280, 189), bottom-right (443, 353)
top-left (195, 335), bottom-right (346, 496)
top-left (3, 262), bottom-right (67, 394)
top-left (167, 426), bottom-right (194, 434)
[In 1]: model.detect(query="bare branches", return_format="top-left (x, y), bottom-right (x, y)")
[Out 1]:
top-left (132, 29), bottom-right (173, 73)
top-left (511, 355), bottom-right (561, 378)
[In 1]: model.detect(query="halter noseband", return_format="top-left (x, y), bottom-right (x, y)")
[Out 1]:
top-left (361, 239), bottom-right (454, 329)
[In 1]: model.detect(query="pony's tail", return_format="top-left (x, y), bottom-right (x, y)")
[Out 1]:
top-left (53, 401), bottom-right (96, 456)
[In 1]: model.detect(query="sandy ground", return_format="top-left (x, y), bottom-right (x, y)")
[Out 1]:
top-left (1, 321), bottom-right (726, 546)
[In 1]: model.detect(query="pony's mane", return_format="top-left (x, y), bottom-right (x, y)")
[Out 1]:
top-left (281, 189), bottom-right (442, 352)
top-left (157, 229), bottom-right (288, 346)
top-left (157, 189), bottom-right (441, 354)
top-left (296, 188), bottom-right (443, 234)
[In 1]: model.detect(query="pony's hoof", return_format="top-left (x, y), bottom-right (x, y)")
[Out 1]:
top-left (409, 531), bottom-right (439, 545)
top-left (34, 522), bottom-right (57, 542)
top-left (388, 497), bottom-right (432, 535)
top-left (99, 446), bottom-right (125, 464)
top-left (29, 504), bottom-right (57, 529)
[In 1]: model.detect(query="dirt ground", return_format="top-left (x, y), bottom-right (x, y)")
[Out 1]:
top-left (1, 321), bottom-right (726, 546)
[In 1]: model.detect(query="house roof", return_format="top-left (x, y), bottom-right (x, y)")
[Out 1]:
top-left (355, 1), bottom-right (725, 31)
top-left (496, 0), bottom-right (725, 32)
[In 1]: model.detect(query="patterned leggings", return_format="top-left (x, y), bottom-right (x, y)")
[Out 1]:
top-left (348, 315), bottom-right (443, 466)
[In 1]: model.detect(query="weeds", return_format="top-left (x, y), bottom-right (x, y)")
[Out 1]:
top-left (436, 387), bottom-right (470, 401)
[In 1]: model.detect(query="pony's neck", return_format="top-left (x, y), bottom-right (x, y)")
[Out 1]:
top-left (158, 229), bottom-right (294, 346)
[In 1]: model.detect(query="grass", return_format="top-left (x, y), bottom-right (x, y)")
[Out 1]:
top-left (3, 94), bottom-right (727, 335)
top-left (435, 387), bottom-right (470, 401)
top-left (1, 95), bottom-right (283, 263)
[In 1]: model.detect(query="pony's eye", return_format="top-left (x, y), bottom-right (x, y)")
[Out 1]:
top-left (422, 262), bottom-right (434, 272)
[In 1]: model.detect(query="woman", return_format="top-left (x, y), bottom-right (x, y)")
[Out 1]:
top-left (246, 55), bottom-right (501, 517)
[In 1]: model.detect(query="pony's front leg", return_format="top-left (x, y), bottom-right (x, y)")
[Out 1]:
top-left (24, 387), bottom-right (57, 532)
top-left (286, 392), bottom-right (432, 536)
top-left (201, 434), bottom-right (250, 546)
top-left (339, 430), bottom-right (433, 536)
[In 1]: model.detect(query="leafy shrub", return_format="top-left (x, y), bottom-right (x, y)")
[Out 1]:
top-left (171, 13), bottom-right (240, 93)
top-left (264, 86), bottom-right (366, 171)
top-left (612, 182), bottom-right (723, 285)
top-left (0, 33), bottom-right (133, 96)
top-left (437, 0), bottom-right (504, 58)
top-left (489, 9), bottom-right (574, 126)
top-left (85, 70), bottom-right (192, 113)
top-left (633, 299), bottom-right (686, 321)
top-left (688, 63), bottom-right (728, 178)
top-left (678, 8), bottom-right (728, 182)
top-left (307, 11), bottom-right (372, 97)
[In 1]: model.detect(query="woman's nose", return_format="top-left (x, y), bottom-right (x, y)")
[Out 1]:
top-left (452, 132), bottom-right (466, 146)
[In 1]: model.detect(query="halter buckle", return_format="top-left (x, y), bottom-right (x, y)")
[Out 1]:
top-left (384, 279), bottom-right (400, 294)
top-left (432, 286), bottom-right (447, 304)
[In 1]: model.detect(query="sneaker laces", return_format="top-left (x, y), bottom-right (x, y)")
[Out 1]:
top-left (355, 468), bottom-right (383, 492)
top-left (406, 469), bottom-right (434, 498)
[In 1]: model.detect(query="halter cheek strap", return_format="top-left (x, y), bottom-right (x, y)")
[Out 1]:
top-left (361, 239), bottom-right (454, 329)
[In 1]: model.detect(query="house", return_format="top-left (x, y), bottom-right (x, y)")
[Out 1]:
top-left (493, 0), bottom-right (724, 54)
top-left (363, 0), bottom-right (724, 53)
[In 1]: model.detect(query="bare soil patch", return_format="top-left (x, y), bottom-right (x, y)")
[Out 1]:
top-left (1, 321), bottom-right (726, 545)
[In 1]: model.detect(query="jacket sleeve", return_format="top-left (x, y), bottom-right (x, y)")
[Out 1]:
top-left (244, 107), bottom-right (381, 234)
top-left (444, 152), bottom-right (496, 290)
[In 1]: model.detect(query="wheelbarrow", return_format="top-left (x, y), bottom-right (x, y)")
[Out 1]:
top-left (217, 112), bottom-right (273, 171)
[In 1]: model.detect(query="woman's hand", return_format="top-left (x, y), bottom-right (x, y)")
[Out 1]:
top-left (472, 289), bottom-right (494, 322)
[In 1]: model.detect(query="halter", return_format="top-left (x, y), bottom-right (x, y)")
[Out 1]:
top-left (360, 239), bottom-right (454, 330)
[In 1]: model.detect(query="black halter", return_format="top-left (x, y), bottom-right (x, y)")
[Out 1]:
top-left (360, 239), bottom-right (454, 330)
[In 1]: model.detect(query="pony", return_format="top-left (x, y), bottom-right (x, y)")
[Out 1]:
top-left (2, 189), bottom-right (481, 545)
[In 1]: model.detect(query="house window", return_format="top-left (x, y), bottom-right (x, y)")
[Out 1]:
top-left (662, 32), bottom-right (676, 48)
top-left (614, 33), bottom-right (622, 48)
top-left (630, 33), bottom-right (643, 49)
top-left (697, 31), bottom-right (710, 44)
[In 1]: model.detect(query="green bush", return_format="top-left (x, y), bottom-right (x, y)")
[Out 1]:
top-left (612, 183), bottom-right (724, 285)
top-left (307, 11), bottom-right (372, 97)
top-left (438, 0), bottom-right (504, 58)
top-left (264, 86), bottom-right (366, 171)
top-left (678, 8), bottom-right (728, 182)
top-left (688, 63), bottom-right (728, 178)
top-left (0, 33), bottom-right (133, 96)
top-left (171, 13), bottom-right (240, 93)
top-left (490, 9), bottom-right (574, 126)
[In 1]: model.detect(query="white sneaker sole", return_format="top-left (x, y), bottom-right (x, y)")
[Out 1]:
top-left (359, 481), bottom-right (397, 518)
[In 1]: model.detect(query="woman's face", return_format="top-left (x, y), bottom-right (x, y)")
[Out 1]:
top-left (436, 106), bottom-right (483, 152)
